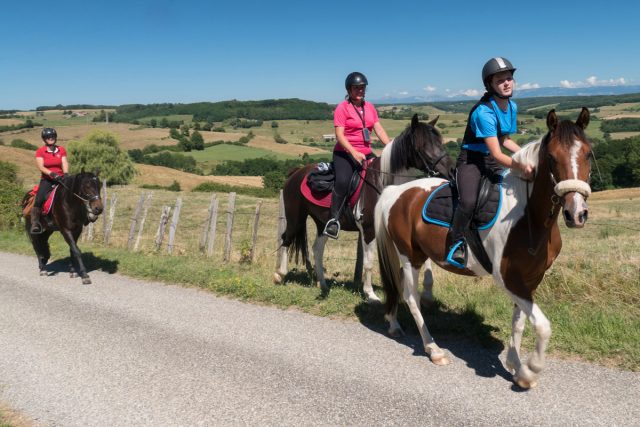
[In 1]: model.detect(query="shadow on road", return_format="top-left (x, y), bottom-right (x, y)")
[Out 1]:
top-left (43, 252), bottom-right (120, 275)
top-left (354, 297), bottom-right (513, 383)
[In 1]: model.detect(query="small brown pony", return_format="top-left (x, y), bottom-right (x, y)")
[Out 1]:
top-left (375, 108), bottom-right (592, 388)
top-left (23, 170), bottom-right (104, 284)
top-left (274, 115), bottom-right (454, 300)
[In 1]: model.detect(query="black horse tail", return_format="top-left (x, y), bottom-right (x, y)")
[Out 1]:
top-left (374, 195), bottom-right (401, 316)
top-left (283, 223), bottom-right (308, 266)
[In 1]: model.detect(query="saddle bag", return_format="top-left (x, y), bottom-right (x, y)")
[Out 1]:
top-left (307, 162), bottom-right (335, 193)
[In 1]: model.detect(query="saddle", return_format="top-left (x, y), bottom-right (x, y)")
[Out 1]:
top-left (22, 185), bottom-right (60, 217)
top-left (422, 170), bottom-right (508, 272)
top-left (300, 159), bottom-right (370, 209)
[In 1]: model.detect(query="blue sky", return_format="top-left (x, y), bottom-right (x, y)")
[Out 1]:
top-left (1, 0), bottom-right (638, 110)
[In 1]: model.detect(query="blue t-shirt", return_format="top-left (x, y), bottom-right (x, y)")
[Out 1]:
top-left (463, 98), bottom-right (518, 154)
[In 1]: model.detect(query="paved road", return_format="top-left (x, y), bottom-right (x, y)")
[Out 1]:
top-left (1, 251), bottom-right (638, 426)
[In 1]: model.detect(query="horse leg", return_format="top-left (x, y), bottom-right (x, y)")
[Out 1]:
top-left (400, 257), bottom-right (450, 365)
top-left (273, 245), bottom-right (288, 284)
top-left (311, 234), bottom-right (329, 293)
top-left (361, 237), bottom-right (380, 303)
top-left (61, 229), bottom-right (91, 285)
top-left (505, 304), bottom-right (527, 373)
top-left (509, 295), bottom-right (551, 389)
top-left (420, 259), bottom-right (435, 307)
top-left (29, 231), bottom-right (50, 276)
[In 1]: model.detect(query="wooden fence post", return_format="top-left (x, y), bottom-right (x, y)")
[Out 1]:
top-left (127, 192), bottom-right (146, 250)
top-left (134, 192), bottom-right (153, 252)
top-left (275, 190), bottom-right (286, 269)
top-left (104, 193), bottom-right (118, 246)
top-left (167, 197), bottom-right (182, 254)
top-left (155, 205), bottom-right (171, 251)
top-left (223, 192), bottom-right (236, 263)
top-left (206, 196), bottom-right (219, 258)
top-left (249, 200), bottom-right (262, 263)
top-left (200, 193), bottom-right (217, 252)
top-left (101, 180), bottom-right (108, 242)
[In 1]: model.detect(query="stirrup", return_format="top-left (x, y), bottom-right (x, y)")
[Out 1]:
top-left (30, 223), bottom-right (44, 235)
top-left (323, 218), bottom-right (340, 239)
top-left (446, 240), bottom-right (466, 268)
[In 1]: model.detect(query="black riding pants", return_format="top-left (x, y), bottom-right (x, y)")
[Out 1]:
top-left (455, 149), bottom-right (503, 215)
top-left (34, 178), bottom-right (56, 208)
top-left (332, 150), bottom-right (360, 198)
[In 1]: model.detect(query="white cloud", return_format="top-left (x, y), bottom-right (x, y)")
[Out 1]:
top-left (445, 89), bottom-right (481, 98)
top-left (398, 91), bottom-right (409, 96)
top-left (560, 76), bottom-right (626, 88)
top-left (423, 85), bottom-right (436, 92)
top-left (519, 82), bottom-right (540, 90)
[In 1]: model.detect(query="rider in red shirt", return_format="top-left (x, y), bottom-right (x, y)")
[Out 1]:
top-left (31, 128), bottom-right (68, 234)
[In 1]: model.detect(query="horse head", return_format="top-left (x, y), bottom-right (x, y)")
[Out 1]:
top-left (542, 107), bottom-right (592, 228)
top-left (408, 114), bottom-right (455, 179)
top-left (75, 170), bottom-right (104, 221)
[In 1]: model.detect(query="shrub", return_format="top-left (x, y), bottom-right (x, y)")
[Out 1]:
top-left (0, 161), bottom-right (24, 230)
top-left (10, 139), bottom-right (38, 150)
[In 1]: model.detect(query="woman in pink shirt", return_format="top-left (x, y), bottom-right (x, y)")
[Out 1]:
top-left (31, 127), bottom-right (68, 234)
top-left (324, 72), bottom-right (391, 238)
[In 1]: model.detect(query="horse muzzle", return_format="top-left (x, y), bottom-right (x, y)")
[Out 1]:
top-left (555, 179), bottom-right (591, 229)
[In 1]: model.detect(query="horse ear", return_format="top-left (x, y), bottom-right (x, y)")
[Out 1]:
top-left (428, 116), bottom-right (439, 127)
top-left (411, 114), bottom-right (420, 129)
top-left (546, 109), bottom-right (558, 132)
top-left (93, 168), bottom-right (100, 177)
top-left (576, 107), bottom-right (590, 129)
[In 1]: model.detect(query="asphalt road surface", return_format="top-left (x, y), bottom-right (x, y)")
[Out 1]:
top-left (1, 251), bottom-right (638, 426)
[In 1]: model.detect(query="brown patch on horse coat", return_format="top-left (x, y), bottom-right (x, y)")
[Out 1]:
top-left (387, 185), bottom-right (477, 275)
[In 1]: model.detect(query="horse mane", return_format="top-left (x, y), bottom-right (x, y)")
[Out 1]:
top-left (511, 139), bottom-right (541, 178)
top-left (380, 121), bottom-right (442, 185)
top-left (555, 120), bottom-right (589, 148)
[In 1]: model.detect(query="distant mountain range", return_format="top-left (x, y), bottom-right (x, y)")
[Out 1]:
top-left (372, 85), bottom-right (640, 104)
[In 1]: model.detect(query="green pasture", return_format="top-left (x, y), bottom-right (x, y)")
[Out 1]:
top-left (1, 185), bottom-right (638, 371)
top-left (188, 143), bottom-right (297, 164)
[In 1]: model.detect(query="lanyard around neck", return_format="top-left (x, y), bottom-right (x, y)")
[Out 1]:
top-left (350, 101), bottom-right (366, 128)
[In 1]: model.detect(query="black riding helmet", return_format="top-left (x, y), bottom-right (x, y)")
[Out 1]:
top-left (41, 127), bottom-right (57, 142)
top-left (482, 57), bottom-right (516, 93)
top-left (345, 72), bottom-right (368, 91)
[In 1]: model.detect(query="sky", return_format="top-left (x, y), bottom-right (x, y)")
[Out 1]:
top-left (1, 0), bottom-right (639, 110)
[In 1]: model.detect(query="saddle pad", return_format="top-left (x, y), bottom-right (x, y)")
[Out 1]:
top-left (300, 160), bottom-right (369, 208)
top-left (422, 171), bottom-right (506, 230)
top-left (29, 184), bottom-right (59, 215)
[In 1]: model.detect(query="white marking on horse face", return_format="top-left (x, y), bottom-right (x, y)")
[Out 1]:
top-left (570, 139), bottom-right (582, 179)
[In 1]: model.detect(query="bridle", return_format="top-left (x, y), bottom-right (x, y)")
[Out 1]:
top-left (57, 174), bottom-right (102, 211)
top-left (525, 133), bottom-right (592, 255)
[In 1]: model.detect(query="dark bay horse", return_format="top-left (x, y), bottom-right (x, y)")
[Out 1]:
top-left (375, 108), bottom-right (593, 388)
top-left (274, 115), bottom-right (455, 300)
top-left (23, 171), bottom-right (104, 284)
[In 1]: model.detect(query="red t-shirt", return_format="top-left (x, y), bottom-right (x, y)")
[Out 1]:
top-left (35, 145), bottom-right (67, 179)
top-left (333, 100), bottom-right (379, 155)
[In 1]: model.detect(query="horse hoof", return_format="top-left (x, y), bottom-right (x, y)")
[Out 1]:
top-left (420, 295), bottom-right (435, 309)
top-left (431, 355), bottom-right (451, 366)
top-left (39, 270), bottom-right (47, 276)
top-left (514, 376), bottom-right (538, 389)
top-left (273, 272), bottom-right (282, 284)
top-left (70, 272), bottom-right (78, 278)
top-left (388, 328), bottom-right (403, 338)
top-left (82, 277), bottom-right (92, 285)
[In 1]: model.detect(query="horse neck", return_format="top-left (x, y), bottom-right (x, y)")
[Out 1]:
top-left (526, 153), bottom-right (560, 229)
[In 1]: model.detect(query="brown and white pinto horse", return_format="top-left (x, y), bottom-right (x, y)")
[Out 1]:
top-left (374, 108), bottom-right (592, 388)
top-left (274, 115), bottom-right (454, 300)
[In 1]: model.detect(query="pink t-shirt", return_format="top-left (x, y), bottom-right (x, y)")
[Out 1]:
top-left (333, 100), bottom-right (379, 155)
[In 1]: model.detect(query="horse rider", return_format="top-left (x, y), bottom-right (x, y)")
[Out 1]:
top-left (447, 57), bottom-right (534, 267)
top-left (31, 127), bottom-right (68, 234)
top-left (324, 71), bottom-right (391, 239)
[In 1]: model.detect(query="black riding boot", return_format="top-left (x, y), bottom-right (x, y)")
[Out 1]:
top-left (30, 207), bottom-right (43, 234)
top-left (323, 190), bottom-right (346, 239)
top-left (447, 208), bottom-right (472, 268)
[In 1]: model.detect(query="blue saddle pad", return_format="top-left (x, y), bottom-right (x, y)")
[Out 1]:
top-left (422, 170), bottom-right (507, 230)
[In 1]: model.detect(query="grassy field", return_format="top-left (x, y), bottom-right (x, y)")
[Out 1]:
top-left (1, 185), bottom-right (638, 371)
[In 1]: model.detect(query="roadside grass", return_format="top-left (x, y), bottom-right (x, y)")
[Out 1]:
top-left (1, 186), bottom-right (639, 371)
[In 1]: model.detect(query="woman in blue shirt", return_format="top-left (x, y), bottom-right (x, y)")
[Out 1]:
top-left (447, 57), bottom-right (534, 268)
